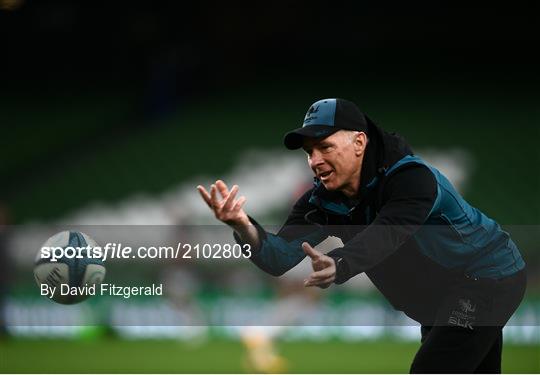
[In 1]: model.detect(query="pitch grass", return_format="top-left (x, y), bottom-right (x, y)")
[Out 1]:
top-left (1, 338), bottom-right (538, 373)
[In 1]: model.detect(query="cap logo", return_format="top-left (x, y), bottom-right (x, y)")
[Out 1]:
top-left (302, 99), bottom-right (337, 127)
top-left (307, 105), bottom-right (319, 115)
top-left (303, 105), bottom-right (320, 126)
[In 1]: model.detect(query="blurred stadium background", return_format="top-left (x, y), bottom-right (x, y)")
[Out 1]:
top-left (1, 1), bottom-right (539, 373)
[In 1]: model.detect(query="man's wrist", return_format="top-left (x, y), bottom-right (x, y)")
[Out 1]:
top-left (331, 256), bottom-right (350, 285)
top-left (231, 216), bottom-right (253, 237)
top-left (232, 216), bottom-right (263, 251)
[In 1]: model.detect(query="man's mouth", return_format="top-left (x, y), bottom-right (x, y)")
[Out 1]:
top-left (319, 171), bottom-right (333, 181)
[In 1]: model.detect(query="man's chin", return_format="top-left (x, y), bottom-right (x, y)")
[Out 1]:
top-left (321, 181), bottom-right (337, 191)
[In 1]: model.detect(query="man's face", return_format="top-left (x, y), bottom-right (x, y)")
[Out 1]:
top-left (302, 130), bottom-right (364, 194)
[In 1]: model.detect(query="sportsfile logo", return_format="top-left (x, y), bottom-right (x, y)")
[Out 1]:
top-left (40, 245), bottom-right (104, 262)
top-left (40, 242), bottom-right (252, 262)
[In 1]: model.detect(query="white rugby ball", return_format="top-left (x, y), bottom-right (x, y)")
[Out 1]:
top-left (34, 231), bottom-right (106, 304)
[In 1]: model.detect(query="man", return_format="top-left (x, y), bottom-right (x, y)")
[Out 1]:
top-left (197, 98), bottom-right (526, 373)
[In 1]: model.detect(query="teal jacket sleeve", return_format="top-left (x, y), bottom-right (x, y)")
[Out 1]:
top-left (234, 189), bottom-right (329, 276)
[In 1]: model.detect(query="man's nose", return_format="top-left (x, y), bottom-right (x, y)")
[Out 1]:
top-left (309, 150), bottom-right (324, 168)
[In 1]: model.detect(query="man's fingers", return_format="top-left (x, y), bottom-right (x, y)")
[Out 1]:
top-left (305, 270), bottom-right (335, 285)
top-left (302, 242), bottom-right (321, 260)
top-left (233, 196), bottom-right (247, 211)
top-left (197, 185), bottom-right (212, 207)
top-left (304, 276), bottom-right (334, 287)
top-left (223, 185), bottom-right (239, 211)
top-left (216, 180), bottom-right (229, 199)
top-left (308, 267), bottom-right (334, 281)
top-left (210, 184), bottom-right (220, 209)
top-left (311, 256), bottom-right (335, 268)
top-left (304, 251), bottom-right (336, 287)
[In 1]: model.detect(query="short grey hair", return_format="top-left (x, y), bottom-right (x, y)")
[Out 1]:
top-left (344, 130), bottom-right (361, 142)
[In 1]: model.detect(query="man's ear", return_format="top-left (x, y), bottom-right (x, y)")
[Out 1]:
top-left (354, 132), bottom-right (368, 156)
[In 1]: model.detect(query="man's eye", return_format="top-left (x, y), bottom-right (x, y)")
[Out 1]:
top-left (321, 145), bottom-right (332, 152)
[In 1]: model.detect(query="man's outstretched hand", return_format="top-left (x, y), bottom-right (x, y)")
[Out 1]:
top-left (197, 180), bottom-right (262, 251)
top-left (197, 180), bottom-right (250, 227)
top-left (302, 242), bottom-right (336, 289)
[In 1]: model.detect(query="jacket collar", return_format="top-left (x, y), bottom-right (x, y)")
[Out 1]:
top-left (358, 120), bottom-right (386, 195)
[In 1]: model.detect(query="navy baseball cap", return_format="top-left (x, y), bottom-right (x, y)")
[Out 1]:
top-left (284, 98), bottom-right (370, 150)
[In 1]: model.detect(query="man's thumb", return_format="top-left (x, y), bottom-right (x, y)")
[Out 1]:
top-left (302, 242), bottom-right (320, 259)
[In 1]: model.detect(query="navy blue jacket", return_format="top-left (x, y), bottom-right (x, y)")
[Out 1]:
top-left (237, 121), bottom-right (525, 323)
